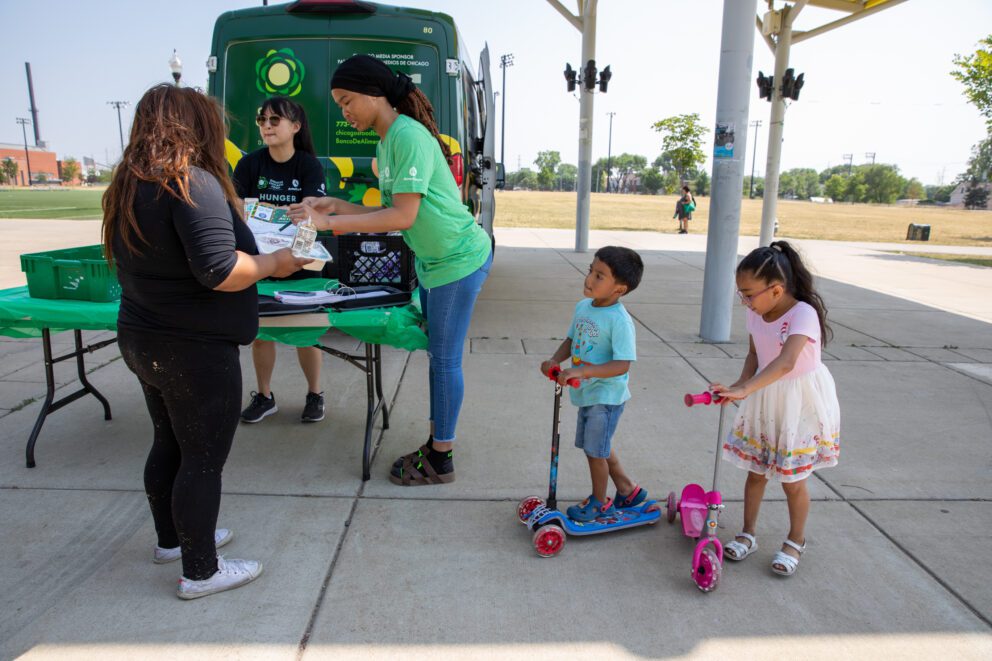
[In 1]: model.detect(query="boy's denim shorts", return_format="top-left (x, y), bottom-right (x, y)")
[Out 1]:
top-left (574, 403), bottom-right (625, 459)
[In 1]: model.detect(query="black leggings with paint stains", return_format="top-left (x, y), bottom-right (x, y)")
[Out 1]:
top-left (118, 328), bottom-right (242, 581)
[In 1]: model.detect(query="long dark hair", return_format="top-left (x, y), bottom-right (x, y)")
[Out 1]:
top-left (260, 97), bottom-right (316, 156)
top-left (102, 84), bottom-right (240, 260)
top-left (395, 88), bottom-right (452, 164)
top-left (736, 240), bottom-right (832, 345)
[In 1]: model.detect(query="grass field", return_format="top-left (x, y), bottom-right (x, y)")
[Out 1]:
top-left (0, 188), bottom-right (105, 220)
top-left (887, 252), bottom-right (992, 267)
top-left (495, 191), bottom-right (992, 247)
top-left (3, 187), bottom-right (991, 247)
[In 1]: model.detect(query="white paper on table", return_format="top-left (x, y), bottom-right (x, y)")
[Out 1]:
top-left (246, 217), bottom-right (295, 237)
top-left (274, 289), bottom-right (389, 305)
top-left (252, 231), bottom-right (332, 270)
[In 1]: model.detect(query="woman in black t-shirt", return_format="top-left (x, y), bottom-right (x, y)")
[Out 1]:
top-left (232, 98), bottom-right (329, 425)
top-left (103, 84), bottom-right (308, 599)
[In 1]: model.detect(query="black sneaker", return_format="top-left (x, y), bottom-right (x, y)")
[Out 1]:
top-left (301, 391), bottom-right (325, 423)
top-left (241, 391), bottom-right (277, 423)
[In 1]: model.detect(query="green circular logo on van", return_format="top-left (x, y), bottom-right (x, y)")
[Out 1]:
top-left (256, 49), bottom-right (305, 97)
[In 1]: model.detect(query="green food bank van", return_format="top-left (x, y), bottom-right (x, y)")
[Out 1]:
top-left (207, 0), bottom-right (497, 237)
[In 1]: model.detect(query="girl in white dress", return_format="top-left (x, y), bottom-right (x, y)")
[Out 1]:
top-left (711, 241), bottom-right (840, 577)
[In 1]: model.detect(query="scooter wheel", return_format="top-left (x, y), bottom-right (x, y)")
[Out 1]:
top-left (665, 491), bottom-right (677, 524)
top-left (533, 524), bottom-right (566, 557)
top-left (517, 496), bottom-right (545, 524)
top-left (693, 546), bottom-right (722, 593)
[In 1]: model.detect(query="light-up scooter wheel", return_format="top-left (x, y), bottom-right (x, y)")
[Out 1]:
top-left (533, 524), bottom-right (566, 557)
top-left (517, 495), bottom-right (545, 524)
top-left (693, 546), bottom-right (722, 593)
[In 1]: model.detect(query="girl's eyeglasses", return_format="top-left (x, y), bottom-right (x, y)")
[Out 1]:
top-left (736, 284), bottom-right (777, 306)
top-left (255, 115), bottom-right (283, 127)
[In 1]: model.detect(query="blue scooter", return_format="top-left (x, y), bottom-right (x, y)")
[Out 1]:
top-left (517, 367), bottom-right (661, 557)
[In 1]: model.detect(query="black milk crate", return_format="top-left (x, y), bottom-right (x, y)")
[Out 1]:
top-left (336, 233), bottom-right (417, 291)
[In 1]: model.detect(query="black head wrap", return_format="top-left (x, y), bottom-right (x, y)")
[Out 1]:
top-left (331, 54), bottom-right (416, 107)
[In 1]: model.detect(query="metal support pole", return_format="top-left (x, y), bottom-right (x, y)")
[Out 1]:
top-left (499, 54), bottom-right (513, 170)
top-left (108, 101), bottom-right (129, 156)
top-left (748, 119), bottom-right (761, 198)
top-left (700, 0), bottom-right (758, 342)
top-left (501, 64), bottom-right (507, 168)
top-left (758, 5), bottom-right (794, 247)
top-left (605, 111), bottom-right (615, 193)
top-left (25, 63), bottom-right (42, 146)
top-left (574, 1), bottom-right (597, 252)
top-left (16, 118), bottom-right (32, 186)
top-left (115, 105), bottom-right (124, 153)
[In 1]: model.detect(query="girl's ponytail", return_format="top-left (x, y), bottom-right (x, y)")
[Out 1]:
top-left (395, 88), bottom-right (453, 165)
top-left (770, 241), bottom-right (833, 346)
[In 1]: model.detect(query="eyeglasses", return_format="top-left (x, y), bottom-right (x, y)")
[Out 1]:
top-left (736, 284), bottom-right (778, 307)
top-left (255, 114), bottom-right (283, 127)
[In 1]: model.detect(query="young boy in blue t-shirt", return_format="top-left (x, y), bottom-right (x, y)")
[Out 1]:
top-left (540, 246), bottom-right (645, 522)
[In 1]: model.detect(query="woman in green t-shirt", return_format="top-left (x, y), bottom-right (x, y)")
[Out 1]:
top-left (289, 54), bottom-right (492, 487)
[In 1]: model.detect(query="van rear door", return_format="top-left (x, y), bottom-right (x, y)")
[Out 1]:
top-left (474, 45), bottom-right (497, 239)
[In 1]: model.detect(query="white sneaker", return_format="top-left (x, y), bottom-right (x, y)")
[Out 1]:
top-left (153, 528), bottom-right (233, 564)
top-left (176, 556), bottom-right (263, 600)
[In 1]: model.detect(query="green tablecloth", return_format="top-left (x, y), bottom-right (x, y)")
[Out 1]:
top-left (0, 279), bottom-right (427, 351)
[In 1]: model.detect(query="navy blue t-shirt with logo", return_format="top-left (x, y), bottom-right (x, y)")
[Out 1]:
top-left (232, 148), bottom-right (326, 204)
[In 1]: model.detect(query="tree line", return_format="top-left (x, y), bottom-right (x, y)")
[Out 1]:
top-left (505, 33), bottom-right (992, 211)
top-left (506, 151), bottom-right (937, 204)
top-left (0, 156), bottom-right (112, 186)
top-left (951, 34), bottom-right (992, 209)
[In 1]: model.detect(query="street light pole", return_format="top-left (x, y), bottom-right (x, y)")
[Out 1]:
top-left (169, 50), bottom-right (183, 86)
top-left (107, 101), bottom-right (130, 156)
top-left (748, 119), bottom-right (762, 198)
top-left (605, 111), bottom-right (615, 193)
top-left (16, 117), bottom-right (32, 186)
top-left (499, 53), bottom-right (514, 170)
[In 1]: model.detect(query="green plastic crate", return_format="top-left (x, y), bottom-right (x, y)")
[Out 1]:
top-left (20, 245), bottom-right (121, 302)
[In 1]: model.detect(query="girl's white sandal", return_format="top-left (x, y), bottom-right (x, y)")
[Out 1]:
top-left (771, 538), bottom-right (806, 576)
top-left (723, 532), bottom-right (758, 561)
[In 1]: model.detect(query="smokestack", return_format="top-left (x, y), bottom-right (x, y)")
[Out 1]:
top-left (25, 62), bottom-right (43, 148)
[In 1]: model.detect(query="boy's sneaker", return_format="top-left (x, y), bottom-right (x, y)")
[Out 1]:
top-left (301, 391), bottom-right (325, 423)
top-left (241, 391), bottom-right (277, 423)
top-left (566, 495), bottom-right (616, 522)
top-left (154, 528), bottom-right (233, 564)
top-left (177, 556), bottom-right (263, 600)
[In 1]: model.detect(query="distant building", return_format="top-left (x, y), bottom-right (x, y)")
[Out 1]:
top-left (0, 142), bottom-right (59, 185)
top-left (948, 181), bottom-right (992, 210)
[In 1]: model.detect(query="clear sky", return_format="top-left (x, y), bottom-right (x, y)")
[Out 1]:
top-left (1, 0), bottom-right (989, 185)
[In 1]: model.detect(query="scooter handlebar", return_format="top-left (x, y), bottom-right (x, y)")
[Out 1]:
top-left (548, 366), bottom-right (581, 388)
top-left (684, 391), bottom-right (723, 407)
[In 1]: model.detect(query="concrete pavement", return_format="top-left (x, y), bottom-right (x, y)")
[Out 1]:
top-left (1, 223), bottom-right (991, 659)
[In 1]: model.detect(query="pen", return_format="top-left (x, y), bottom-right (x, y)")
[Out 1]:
top-left (278, 220), bottom-right (293, 231)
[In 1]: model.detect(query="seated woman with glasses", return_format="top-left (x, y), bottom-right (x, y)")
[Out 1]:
top-left (233, 97), bottom-right (330, 426)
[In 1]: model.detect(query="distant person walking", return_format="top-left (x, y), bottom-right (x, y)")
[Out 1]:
top-left (673, 186), bottom-right (695, 234)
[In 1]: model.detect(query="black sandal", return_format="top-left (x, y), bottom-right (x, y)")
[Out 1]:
top-left (389, 445), bottom-right (455, 486)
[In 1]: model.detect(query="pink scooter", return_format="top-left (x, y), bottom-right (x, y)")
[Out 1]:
top-left (663, 390), bottom-right (729, 592)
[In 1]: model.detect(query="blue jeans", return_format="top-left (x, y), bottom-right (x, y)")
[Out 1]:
top-left (420, 252), bottom-right (492, 442)
top-left (574, 403), bottom-right (626, 459)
